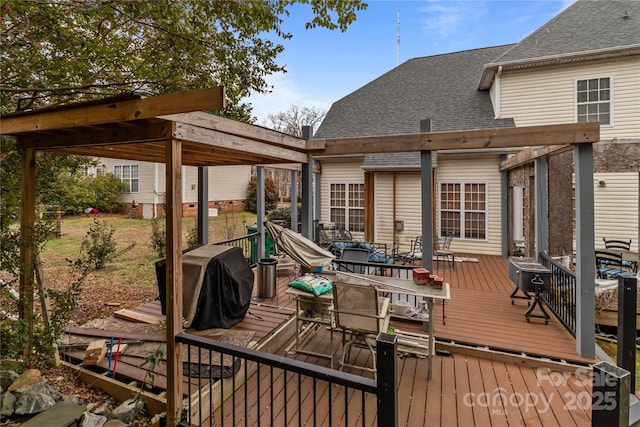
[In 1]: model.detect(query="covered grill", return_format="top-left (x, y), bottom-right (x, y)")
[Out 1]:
top-left (508, 257), bottom-right (552, 324)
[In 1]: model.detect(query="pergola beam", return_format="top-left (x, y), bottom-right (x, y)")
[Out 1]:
top-left (499, 144), bottom-right (571, 170)
top-left (160, 111), bottom-right (307, 151)
top-left (308, 122), bottom-right (599, 156)
top-left (173, 123), bottom-right (308, 164)
top-left (1, 87), bottom-right (225, 135)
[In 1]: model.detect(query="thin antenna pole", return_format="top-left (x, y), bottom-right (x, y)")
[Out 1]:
top-left (397, 9), bottom-right (400, 66)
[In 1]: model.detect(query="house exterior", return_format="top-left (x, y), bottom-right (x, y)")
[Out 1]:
top-left (95, 158), bottom-right (251, 219)
top-left (313, 0), bottom-right (640, 256)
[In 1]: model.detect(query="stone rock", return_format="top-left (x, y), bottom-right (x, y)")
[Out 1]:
top-left (111, 398), bottom-right (143, 424)
top-left (104, 419), bottom-right (129, 427)
top-left (0, 370), bottom-right (19, 390)
top-left (7, 368), bottom-right (40, 392)
top-left (14, 388), bottom-right (56, 415)
top-left (89, 398), bottom-right (113, 415)
top-left (1, 390), bottom-right (16, 417)
top-left (81, 410), bottom-right (108, 427)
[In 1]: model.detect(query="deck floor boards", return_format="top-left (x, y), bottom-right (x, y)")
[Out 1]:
top-left (64, 254), bottom-right (599, 426)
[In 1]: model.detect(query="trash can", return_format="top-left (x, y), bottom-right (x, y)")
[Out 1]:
top-left (257, 258), bottom-right (278, 299)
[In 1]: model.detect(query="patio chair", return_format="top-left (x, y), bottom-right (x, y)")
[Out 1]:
top-left (603, 237), bottom-right (632, 251)
top-left (396, 236), bottom-right (422, 265)
top-left (434, 232), bottom-right (456, 270)
top-left (595, 250), bottom-right (626, 279)
top-left (337, 247), bottom-right (371, 274)
top-left (331, 280), bottom-right (390, 377)
top-left (602, 238), bottom-right (635, 271)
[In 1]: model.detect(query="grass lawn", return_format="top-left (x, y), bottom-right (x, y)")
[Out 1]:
top-left (39, 211), bottom-right (256, 323)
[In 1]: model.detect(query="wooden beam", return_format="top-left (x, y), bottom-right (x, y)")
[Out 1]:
top-left (499, 144), bottom-right (571, 171)
top-left (1, 87), bottom-right (225, 135)
top-left (160, 111), bottom-right (307, 151)
top-left (18, 120), bottom-right (173, 149)
top-left (308, 122), bottom-right (599, 156)
top-left (173, 122), bottom-right (309, 164)
top-left (165, 135), bottom-right (183, 427)
top-left (60, 361), bottom-right (166, 416)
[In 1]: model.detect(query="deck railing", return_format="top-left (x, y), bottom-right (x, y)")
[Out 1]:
top-left (214, 232), bottom-right (259, 266)
top-left (540, 253), bottom-right (576, 336)
top-left (176, 331), bottom-right (398, 427)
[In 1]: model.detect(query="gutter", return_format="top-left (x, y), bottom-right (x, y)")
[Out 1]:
top-left (479, 45), bottom-right (640, 90)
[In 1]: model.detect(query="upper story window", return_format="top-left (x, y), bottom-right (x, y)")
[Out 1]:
top-left (114, 164), bottom-right (139, 193)
top-left (329, 183), bottom-right (364, 233)
top-left (576, 77), bottom-right (611, 125)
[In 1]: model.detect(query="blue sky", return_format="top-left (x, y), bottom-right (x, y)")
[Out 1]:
top-left (247, 0), bottom-right (576, 124)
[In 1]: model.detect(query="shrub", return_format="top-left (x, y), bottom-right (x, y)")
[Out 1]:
top-left (246, 175), bottom-right (279, 213)
top-left (93, 173), bottom-right (125, 213)
top-left (79, 218), bottom-right (117, 270)
top-left (150, 218), bottom-right (166, 258)
top-left (266, 207), bottom-right (292, 229)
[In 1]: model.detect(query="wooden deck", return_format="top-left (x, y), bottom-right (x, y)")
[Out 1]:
top-left (62, 254), bottom-right (597, 426)
top-left (202, 254), bottom-right (595, 426)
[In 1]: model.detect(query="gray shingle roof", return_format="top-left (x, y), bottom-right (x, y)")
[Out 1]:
top-left (314, 46), bottom-right (516, 169)
top-left (314, 45), bottom-right (515, 140)
top-left (492, 0), bottom-right (640, 64)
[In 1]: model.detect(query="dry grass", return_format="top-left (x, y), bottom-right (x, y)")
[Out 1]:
top-left (39, 211), bottom-right (256, 325)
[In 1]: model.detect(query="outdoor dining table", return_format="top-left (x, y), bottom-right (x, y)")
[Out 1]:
top-left (328, 271), bottom-right (451, 380)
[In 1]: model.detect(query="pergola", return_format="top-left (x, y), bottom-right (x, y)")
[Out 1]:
top-left (1, 88), bottom-right (600, 426)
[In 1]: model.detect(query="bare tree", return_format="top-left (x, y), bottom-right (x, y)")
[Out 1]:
top-left (263, 105), bottom-right (326, 137)
top-left (262, 105), bottom-right (326, 202)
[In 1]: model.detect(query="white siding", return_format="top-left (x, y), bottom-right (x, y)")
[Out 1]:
top-left (436, 155), bottom-right (503, 255)
top-left (499, 57), bottom-right (640, 139)
top-left (593, 172), bottom-right (639, 252)
top-left (319, 158), bottom-right (366, 240)
top-left (374, 173), bottom-right (423, 251)
top-left (96, 158), bottom-right (250, 217)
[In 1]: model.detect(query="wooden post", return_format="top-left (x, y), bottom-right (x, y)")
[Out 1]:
top-left (165, 136), bottom-right (183, 427)
top-left (19, 146), bottom-right (36, 365)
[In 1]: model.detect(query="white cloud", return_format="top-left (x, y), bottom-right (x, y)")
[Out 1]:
top-left (418, 1), bottom-right (488, 38)
top-left (245, 70), bottom-right (333, 125)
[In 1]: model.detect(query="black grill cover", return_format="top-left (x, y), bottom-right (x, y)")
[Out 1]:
top-left (156, 245), bottom-right (254, 330)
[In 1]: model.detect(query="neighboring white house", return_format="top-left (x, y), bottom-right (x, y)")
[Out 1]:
top-left (313, 0), bottom-right (640, 256)
top-left (95, 158), bottom-right (251, 219)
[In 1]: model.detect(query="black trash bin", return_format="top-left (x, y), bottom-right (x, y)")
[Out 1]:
top-left (257, 258), bottom-right (278, 299)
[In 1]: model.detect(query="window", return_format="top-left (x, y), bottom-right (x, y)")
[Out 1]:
top-left (114, 164), bottom-right (139, 193)
top-left (330, 183), bottom-right (364, 232)
top-left (576, 77), bottom-right (610, 125)
top-left (439, 182), bottom-right (487, 240)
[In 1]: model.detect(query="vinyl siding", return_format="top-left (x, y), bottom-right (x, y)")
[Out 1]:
top-left (374, 173), bottom-right (423, 251)
top-left (499, 57), bottom-right (640, 139)
top-left (96, 158), bottom-right (250, 207)
top-left (593, 172), bottom-right (639, 252)
top-left (319, 158), bottom-right (366, 240)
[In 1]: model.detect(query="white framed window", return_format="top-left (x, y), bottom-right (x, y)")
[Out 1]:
top-left (114, 164), bottom-right (139, 193)
top-left (329, 183), bottom-right (364, 232)
top-left (576, 77), bottom-right (611, 125)
top-left (439, 182), bottom-right (487, 240)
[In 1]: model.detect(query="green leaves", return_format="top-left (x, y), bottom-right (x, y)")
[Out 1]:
top-left (0, 0), bottom-right (367, 119)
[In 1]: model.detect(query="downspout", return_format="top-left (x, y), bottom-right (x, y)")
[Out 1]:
top-left (392, 173), bottom-right (397, 247)
top-left (495, 65), bottom-right (502, 119)
top-left (154, 163), bottom-right (159, 218)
